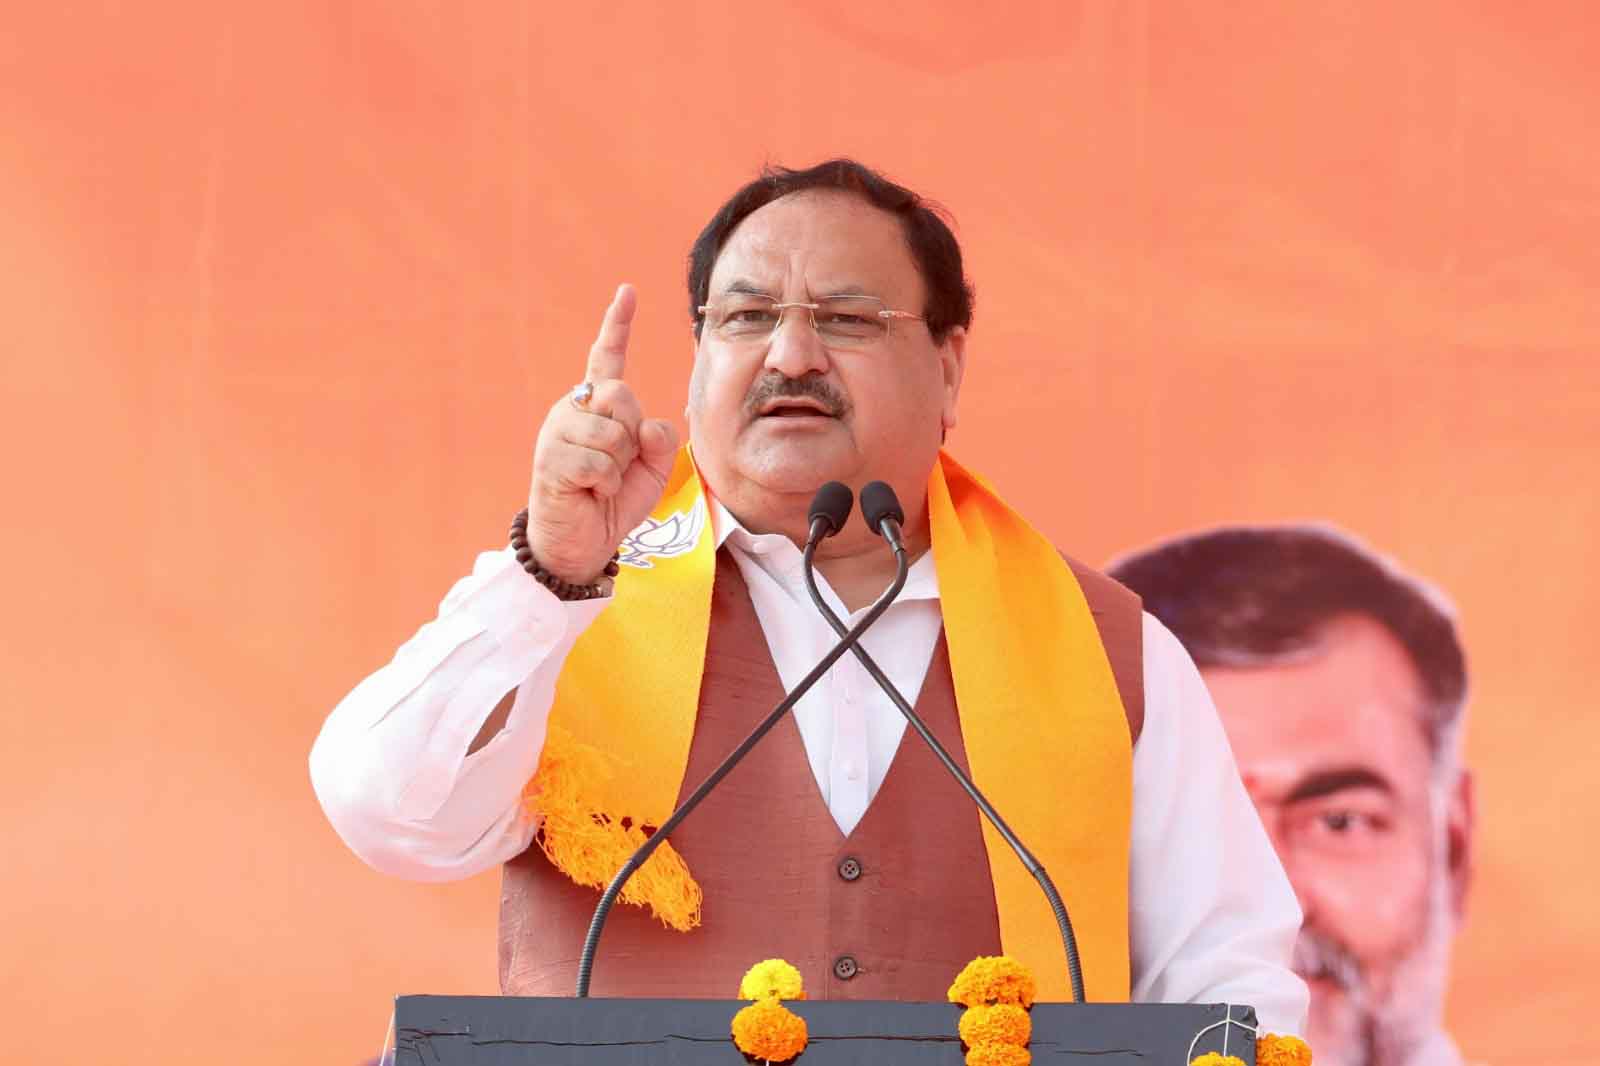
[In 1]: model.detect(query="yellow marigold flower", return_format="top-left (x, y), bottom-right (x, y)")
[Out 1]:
top-left (958, 1003), bottom-right (1032, 1048)
top-left (1189, 1054), bottom-right (1247, 1066)
top-left (1256, 1033), bottom-right (1313, 1066)
top-left (966, 1043), bottom-right (1032, 1066)
top-left (738, 958), bottom-right (806, 1001)
top-left (947, 956), bottom-right (1037, 1008)
top-left (730, 998), bottom-right (808, 1062)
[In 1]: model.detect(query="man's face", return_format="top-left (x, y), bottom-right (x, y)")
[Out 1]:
top-left (1201, 615), bottom-right (1472, 1066)
top-left (687, 189), bottom-right (965, 541)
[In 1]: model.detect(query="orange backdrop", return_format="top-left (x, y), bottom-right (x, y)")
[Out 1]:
top-left (3, 4), bottom-right (1596, 1064)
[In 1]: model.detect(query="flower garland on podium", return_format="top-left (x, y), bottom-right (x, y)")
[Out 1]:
top-left (731, 959), bottom-right (808, 1063)
top-left (949, 956), bottom-right (1036, 1066)
top-left (727, 953), bottom-right (1313, 1065)
top-left (1194, 1034), bottom-right (1314, 1066)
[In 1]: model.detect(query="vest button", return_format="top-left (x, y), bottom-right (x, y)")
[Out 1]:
top-left (832, 954), bottom-right (859, 980)
top-left (837, 856), bottom-right (863, 882)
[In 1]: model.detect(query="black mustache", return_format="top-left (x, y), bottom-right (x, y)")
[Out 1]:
top-left (744, 373), bottom-right (850, 419)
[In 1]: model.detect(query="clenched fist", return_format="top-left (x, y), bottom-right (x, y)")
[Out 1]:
top-left (527, 284), bottom-right (680, 585)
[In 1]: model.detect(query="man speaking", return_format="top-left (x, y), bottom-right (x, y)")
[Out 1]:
top-left (310, 160), bottom-right (1306, 1030)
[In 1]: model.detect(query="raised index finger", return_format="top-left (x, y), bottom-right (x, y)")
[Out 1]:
top-left (585, 283), bottom-right (636, 383)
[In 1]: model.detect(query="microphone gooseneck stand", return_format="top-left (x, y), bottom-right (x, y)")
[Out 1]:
top-left (802, 480), bottom-right (1088, 1003)
top-left (574, 489), bottom-right (906, 997)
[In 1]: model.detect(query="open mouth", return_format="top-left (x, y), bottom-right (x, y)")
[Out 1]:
top-left (757, 400), bottom-right (835, 419)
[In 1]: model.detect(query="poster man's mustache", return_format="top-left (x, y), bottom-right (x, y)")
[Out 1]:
top-left (1293, 927), bottom-right (1366, 997)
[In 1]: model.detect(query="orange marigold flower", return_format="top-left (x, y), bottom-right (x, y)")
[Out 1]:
top-left (1189, 1054), bottom-right (1247, 1066)
top-left (966, 1043), bottom-right (1032, 1066)
top-left (958, 1003), bottom-right (1032, 1048)
top-left (947, 956), bottom-right (1037, 1008)
top-left (1256, 1033), bottom-right (1313, 1066)
top-left (738, 958), bottom-right (806, 1002)
top-left (731, 998), bottom-right (808, 1062)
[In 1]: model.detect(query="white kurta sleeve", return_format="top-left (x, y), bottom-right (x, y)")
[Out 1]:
top-left (1128, 613), bottom-right (1310, 1036)
top-left (309, 548), bottom-right (609, 882)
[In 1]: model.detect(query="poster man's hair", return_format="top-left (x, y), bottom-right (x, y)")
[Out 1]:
top-left (1109, 524), bottom-right (1468, 762)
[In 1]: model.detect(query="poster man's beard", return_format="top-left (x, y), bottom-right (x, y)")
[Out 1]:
top-left (1293, 878), bottom-right (1455, 1066)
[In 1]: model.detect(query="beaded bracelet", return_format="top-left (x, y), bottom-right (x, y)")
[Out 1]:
top-left (509, 508), bottom-right (620, 601)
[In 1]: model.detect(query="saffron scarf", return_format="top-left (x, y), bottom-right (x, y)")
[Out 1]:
top-left (526, 448), bottom-right (1132, 1001)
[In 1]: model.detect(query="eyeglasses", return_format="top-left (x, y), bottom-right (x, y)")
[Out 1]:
top-left (696, 293), bottom-right (924, 348)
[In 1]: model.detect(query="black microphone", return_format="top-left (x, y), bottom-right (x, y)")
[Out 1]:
top-left (808, 479), bottom-right (854, 542)
top-left (801, 480), bottom-right (1088, 1003)
top-left (859, 480), bottom-right (906, 554)
top-left (575, 481), bottom-right (912, 997)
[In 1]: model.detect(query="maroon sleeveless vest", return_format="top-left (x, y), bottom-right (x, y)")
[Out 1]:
top-left (499, 550), bottom-right (1142, 999)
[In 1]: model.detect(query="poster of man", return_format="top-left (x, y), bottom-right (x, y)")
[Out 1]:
top-left (1110, 526), bottom-right (1473, 1066)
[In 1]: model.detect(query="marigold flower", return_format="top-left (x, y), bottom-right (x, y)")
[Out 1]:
top-left (966, 1043), bottom-right (1032, 1066)
top-left (958, 1003), bottom-right (1032, 1048)
top-left (738, 958), bottom-right (806, 1001)
top-left (1189, 1054), bottom-right (1247, 1066)
top-left (1256, 1033), bottom-right (1313, 1066)
top-left (947, 955), bottom-right (1037, 1008)
top-left (731, 998), bottom-right (808, 1062)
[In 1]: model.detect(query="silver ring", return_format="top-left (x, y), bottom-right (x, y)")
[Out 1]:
top-left (568, 381), bottom-right (595, 410)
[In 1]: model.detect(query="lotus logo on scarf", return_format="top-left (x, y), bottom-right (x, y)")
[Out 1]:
top-left (617, 499), bottom-right (707, 569)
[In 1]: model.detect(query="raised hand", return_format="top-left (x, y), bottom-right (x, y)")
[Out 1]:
top-left (526, 284), bottom-right (680, 584)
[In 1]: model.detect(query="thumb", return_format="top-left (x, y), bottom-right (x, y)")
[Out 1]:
top-left (637, 418), bottom-right (680, 479)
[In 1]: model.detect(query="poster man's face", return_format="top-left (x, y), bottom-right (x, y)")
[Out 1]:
top-left (1201, 614), bottom-right (1472, 1066)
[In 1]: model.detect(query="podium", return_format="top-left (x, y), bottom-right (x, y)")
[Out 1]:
top-left (391, 996), bottom-right (1257, 1064)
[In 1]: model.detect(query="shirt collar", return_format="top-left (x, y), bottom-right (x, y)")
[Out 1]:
top-left (709, 493), bottom-right (941, 604)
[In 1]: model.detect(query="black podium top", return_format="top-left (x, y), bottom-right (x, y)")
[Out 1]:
top-left (393, 996), bottom-right (1258, 1065)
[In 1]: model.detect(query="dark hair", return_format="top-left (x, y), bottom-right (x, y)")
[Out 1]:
top-left (1108, 525), bottom-right (1468, 762)
top-left (687, 159), bottom-right (975, 343)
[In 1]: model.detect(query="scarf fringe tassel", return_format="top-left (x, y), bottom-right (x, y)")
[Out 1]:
top-left (524, 724), bottom-right (704, 933)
